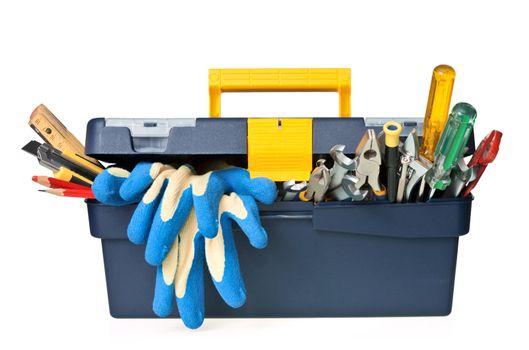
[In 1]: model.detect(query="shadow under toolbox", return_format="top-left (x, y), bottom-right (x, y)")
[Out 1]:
top-left (85, 68), bottom-right (473, 318)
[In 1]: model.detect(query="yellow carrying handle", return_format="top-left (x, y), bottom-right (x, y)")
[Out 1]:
top-left (208, 68), bottom-right (351, 117)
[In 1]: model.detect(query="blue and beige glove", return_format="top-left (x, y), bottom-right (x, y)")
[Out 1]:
top-left (92, 162), bottom-right (276, 265)
top-left (154, 192), bottom-right (267, 328)
top-left (92, 162), bottom-right (277, 328)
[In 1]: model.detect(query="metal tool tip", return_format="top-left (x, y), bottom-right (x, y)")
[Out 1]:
top-left (429, 189), bottom-right (436, 200)
top-left (330, 144), bottom-right (346, 153)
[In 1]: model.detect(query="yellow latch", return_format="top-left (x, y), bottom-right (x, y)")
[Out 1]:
top-left (248, 118), bottom-right (312, 181)
top-left (208, 68), bottom-right (351, 181)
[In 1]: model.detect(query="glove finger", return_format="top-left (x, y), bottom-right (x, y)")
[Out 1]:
top-left (92, 167), bottom-right (132, 206)
top-left (120, 162), bottom-right (172, 202)
top-left (152, 234), bottom-right (180, 317)
top-left (145, 166), bottom-right (194, 265)
top-left (175, 224), bottom-right (205, 329)
top-left (221, 193), bottom-right (268, 249)
top-left (191, 172), bottom-right (225, 239)
top-left (216, 168), bottom-right (278, 205)
top-left (153, 266), bottom-right (175, 317)
top-left (205, 215), bottom-right (247, 308)
top-left (127, 169), bottom-right (175, 244)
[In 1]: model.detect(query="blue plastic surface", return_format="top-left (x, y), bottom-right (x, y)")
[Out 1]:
top-left (87, 198), bottom-right (471, 318)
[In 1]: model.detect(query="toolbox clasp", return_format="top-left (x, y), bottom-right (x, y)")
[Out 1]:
top-left (248, 118), bottom-right (312, 181)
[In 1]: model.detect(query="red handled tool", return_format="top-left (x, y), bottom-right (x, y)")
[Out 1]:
top-left (461, 130), bottom-right (502, 197)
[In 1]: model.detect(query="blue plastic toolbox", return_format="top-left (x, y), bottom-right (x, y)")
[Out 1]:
top-left (85, 116), bottom-right (473, 318)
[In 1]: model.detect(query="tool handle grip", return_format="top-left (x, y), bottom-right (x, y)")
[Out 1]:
top-left (383, 121), bottom-right (403, 202)
top-left (427, 102), bottom-right (477, 191)
top-left (209, 68), bottom-right (351, 117)
top-left (419, 65), bottom-right (456, 162)
top-left (54, 167), bottom-right (93, 187)
top-left (385, 147), bottom-right (400, 202)
top-left (62, 150), bottom-right (104, 174)
top-left (436, 103), bottom-right (476, 171)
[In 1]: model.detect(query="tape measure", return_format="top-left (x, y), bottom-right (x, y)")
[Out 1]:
top-left (29, 104), bottom-right (103, 167)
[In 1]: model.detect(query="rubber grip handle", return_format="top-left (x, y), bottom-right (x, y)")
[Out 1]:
top-left (383, 121), bottom-right (402, 202)
top-left (385, 147), bottom-right (400, 202)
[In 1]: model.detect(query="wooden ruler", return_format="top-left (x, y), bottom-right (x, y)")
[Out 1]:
top-left (28, 104), bottom-right (103, 167)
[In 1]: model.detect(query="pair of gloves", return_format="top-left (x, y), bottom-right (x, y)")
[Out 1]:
top-left (92, 162), bottom-right (277, 328)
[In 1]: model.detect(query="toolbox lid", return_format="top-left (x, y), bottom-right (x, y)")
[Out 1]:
top-left (85, 117), bottom-right (429, 162)
top-left (85, 117), bottom-right (248, 162)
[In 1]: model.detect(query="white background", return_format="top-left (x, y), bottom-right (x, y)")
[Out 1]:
top-left (1, 1), bottom-right (527, 349)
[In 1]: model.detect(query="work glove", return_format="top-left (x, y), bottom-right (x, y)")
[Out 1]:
top-left (154, 192), bottom-right (267, 328)
top-left (92, 162), bottom-right (276, 328)
top-left (93, 162), bottom-right (276, 264)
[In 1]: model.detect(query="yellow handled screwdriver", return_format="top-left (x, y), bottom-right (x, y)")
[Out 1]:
top-left (419, 65), bottom-right (456, 162)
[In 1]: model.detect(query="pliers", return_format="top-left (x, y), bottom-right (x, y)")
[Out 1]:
top-left (300, 159), bottom-right (331, 202)
top-left (354, 129), bottom-right (386, 197)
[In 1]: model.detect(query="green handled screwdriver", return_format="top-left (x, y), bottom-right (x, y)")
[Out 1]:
top-left (425, 102), bottom-right (477, 199)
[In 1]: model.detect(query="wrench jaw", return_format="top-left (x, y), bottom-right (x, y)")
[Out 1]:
top-left (404, 158), bottom-right (430, 201)
top-left (342, 175), bottom-right (368, 201)
top-left (280, 179), bottom-right (296, 201)
top-left (396, 128), bottom-right (433, 202)
top-left (329, 145), bottom-right (358, 190)
top-left (329, 174), bottom-right (368, 201)
top-left (402, 128), bottom-right (420, 159)
top-left (281, 180), bottom-right (308, 201)
top-left (330, 145), bottom-right (357, 169)
top-left (396, 155), bottom-right (412, 203)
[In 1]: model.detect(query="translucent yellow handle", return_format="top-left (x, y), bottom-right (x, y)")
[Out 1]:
top-left (419, 65), bottom-right (456, 162)
top-left (208, 68), bottom-right (351, 117)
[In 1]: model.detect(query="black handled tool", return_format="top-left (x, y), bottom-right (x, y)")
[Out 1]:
top-left (383, 121), bottom-right (403, 202)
